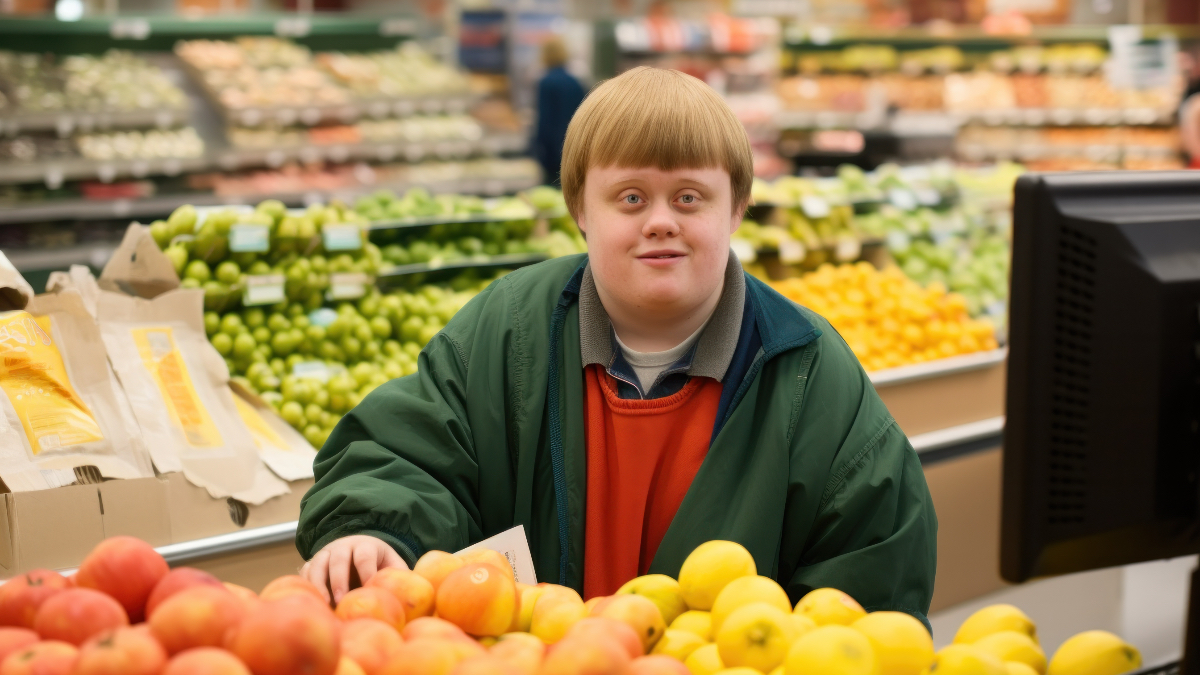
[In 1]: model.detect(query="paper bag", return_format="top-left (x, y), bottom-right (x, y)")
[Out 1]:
top-left (229, 381), bottom-right (317, 481)
top-left (0, 290), bottom-right (154, 491)
top-left (0, 251), bottom-right (34, 311)
top-left (99, 223), bottom-right (180, 299)
top-left (97, 288), bottom-right (287, 504)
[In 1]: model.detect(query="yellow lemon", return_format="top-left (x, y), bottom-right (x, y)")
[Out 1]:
top-left (793, 588), bottom-right (867, 626)
top-left (974, 632), bottom-right (1046, 674)
top-left (678, 541), bottom-right (757, 611)
top-left (790, 614), bottom-right (817, 639)
top-left (686, 643), bottom-right (725, 675)
top-left (954, 605), bottom-right (1037, 645)
top-left (653, 629), bottom-right (707, 662)
top-left (716, 602), bottom-right (801, 673)
top-left (784, 625), bottom-right (877, 675)
top-left (716, 669), bottom-right (762, 675)
top-left (851, 612), bottom-right (934, 675)
top-left (1047, 631), bottom-right (1141, 675)
top-left (619, 574), bottom-right (689, 626)
top-left (672, 611), bottom-right (715, 641)
top-left (711, 576), bottom-right (791, 634)
top-left (1008, 663), bottom-right (1042, 675)
top-left (922, 645), bottom-right (1006, 675)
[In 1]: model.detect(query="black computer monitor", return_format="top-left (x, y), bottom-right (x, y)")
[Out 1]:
top-left (1002, 170), bottom-right (1200, 585)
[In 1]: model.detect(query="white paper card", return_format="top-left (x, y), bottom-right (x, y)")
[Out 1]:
top-left (455, 525), bottom-right (538, 585)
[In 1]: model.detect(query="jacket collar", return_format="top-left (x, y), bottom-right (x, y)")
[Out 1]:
top-left (558, 252), bottom-right (822, 374)
top-left (577, 251), bottom-right (746, 382)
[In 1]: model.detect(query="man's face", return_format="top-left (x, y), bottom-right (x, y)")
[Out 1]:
top-left (577, 165), bottom-right (741, 317)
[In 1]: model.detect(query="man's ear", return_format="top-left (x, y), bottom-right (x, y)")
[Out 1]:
top-left (730, 200), bottom-right (750, 234)
top-left (575, 210), bottom-right (587, 238)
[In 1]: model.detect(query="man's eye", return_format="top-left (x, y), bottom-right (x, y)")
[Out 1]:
top-left (624, 195), bottom-right (641, 204)
top-left (680, 194), bottom-right (695, 204)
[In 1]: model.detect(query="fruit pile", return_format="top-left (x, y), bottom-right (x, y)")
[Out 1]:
top-left (771, 263), bottom-right (999, 371)
top-left (0, 536), bottom-right (1142, 675)
top-left (149, 189), bottom-right (581, 449)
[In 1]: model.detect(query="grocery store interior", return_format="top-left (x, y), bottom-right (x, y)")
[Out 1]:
top-left (0, 0), bottom-right (1198, 669)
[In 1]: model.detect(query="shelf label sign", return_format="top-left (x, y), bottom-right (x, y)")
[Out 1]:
top-left (327, 273), bottom-right (371, 300)
top-left (110, 18), bottom-right (151, 40)
top-left (800, 195), bottom-right (830, 219)
top-left (230, 224), bottom-right (271, 252)
top-left (888, 189), bottom-right (918, 211)
top-left (730, 239), bottom-right (757, 263)
top-left (292, 360), bottom-right (332, 382)
top-left (777, 238), bottom-right (806, 264)
top-left (322, 224), bottom-right (364, 251)
top-left (243, 274), bottom-right (286, 307)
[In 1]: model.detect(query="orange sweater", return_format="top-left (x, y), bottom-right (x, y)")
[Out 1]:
top-left (582, 364), bottom-right (723, 598)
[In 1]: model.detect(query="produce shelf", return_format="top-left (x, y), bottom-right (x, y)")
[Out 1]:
top-left (872, 348), bottom-right (1007, 438)
top-left (775, 108), bottom-right (1175, 131)
top-left (0, 193), bottom-right (227, 225)
top-left (375, 253), bottom-right (549, 283)
top-left (0, 107), bottom-right (190, 137)
top-left (0, 155), bottom-right (209, 188)
top-left (215, 132), bottom-right (526, 172)
top-left (0, 15), bottom-right (428, 53)
top-left (4, 243), bottom-right (120, 272)
top-left (781, 23), bottom-right (1200, 50)
top-left (869, 347), bottom-right (1006, 386)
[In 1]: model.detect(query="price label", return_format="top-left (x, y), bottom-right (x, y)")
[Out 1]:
top-left (230, 224), bottom-right (271, 252)
top-left (274, 17), bottom-right (311, 37)
top-left (886, 230), bottom-right (912, 251)
top-left (110, 18), bottom-right (151, 40)
top-left (915, 188), bottom-right (941, 206)
top-left (800, 195), bottom-right (830, 219)
top-left (834, 237), bottom-right (861, 262)
top-left (322, 224), bottom-right (364, 251)
top-left (308, 307), bottom-right (338, 328)
top-left (327, 273), bottom-right (371, 300)
top-left (730, 239), bottom-right (757, 263)
top-left (292, 360), bottom-right (332, 382)
top-left (888, 188), bottom-right (918, 211)
top-left (379, 18), bottom-right (416, 36)
top-left (242, 274), bottom-right (286, 306)
top-left (777, 238), bottom-right (807, 264)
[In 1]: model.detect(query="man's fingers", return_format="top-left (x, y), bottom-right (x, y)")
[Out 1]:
top-left (328, 544), bottom-right (353, 604)
top-left (302, 549), bottom-right (332, 603)
top-left (380, 545), bottom-right (406, 570)
top-left (353, 544), bottom-right (379, 586)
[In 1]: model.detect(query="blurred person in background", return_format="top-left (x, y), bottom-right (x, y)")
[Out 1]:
top-left (1180, 51), bottom-right (1200, 168)
top-left (533, 37), bottom-right (586, 185)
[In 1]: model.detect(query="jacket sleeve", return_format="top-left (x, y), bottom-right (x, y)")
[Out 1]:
top-left (295, 296), bottom-right (491, 564)
top-left (782, 318), bottom-right (938, 629)
top-left (788, 421), bottom-right (937, 628)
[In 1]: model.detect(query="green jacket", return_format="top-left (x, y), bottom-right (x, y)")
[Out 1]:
top-left (297, 254), bottom-right (937, 624)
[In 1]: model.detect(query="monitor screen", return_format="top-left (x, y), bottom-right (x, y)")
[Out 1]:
top-left (1002, 170), bottom-right (1200, 583)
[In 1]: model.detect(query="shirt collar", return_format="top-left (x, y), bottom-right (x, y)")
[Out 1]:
top-left (578, 250), bottom-right (746, 383)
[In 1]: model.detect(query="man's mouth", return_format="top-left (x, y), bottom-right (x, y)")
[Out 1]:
top-left (638, 250), bottom-right (685, 259)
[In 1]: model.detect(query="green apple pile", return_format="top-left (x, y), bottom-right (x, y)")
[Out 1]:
top-left (205, 274), bottom-right (497, 448)
top-left (150, 200), bottom-right (377, 313)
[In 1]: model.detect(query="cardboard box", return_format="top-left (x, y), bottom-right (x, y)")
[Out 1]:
top-left (0, 476), bottom-right (169, 576)
top-left (165, 473), bottom-right (310, 544)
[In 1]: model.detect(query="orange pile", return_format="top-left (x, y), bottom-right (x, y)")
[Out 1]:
top-left (771, 262), bottom-right (999, 372)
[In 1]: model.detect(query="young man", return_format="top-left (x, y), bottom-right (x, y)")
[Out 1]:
top-left (297, 67), bottom-right (937, 625)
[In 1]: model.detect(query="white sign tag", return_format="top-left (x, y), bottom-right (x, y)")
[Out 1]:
top-left (455, 525), bottom-right (538, 585)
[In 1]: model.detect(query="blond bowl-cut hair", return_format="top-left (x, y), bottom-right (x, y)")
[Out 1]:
top-left (560, 67), bottom-right (754, 220)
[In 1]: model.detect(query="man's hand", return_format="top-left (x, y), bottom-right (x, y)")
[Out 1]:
top-left (300, 535), bottom-right (407, 604)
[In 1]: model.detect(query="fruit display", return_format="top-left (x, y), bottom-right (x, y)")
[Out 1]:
top-left (76, 128), bottom-right (205, 161)
top-left (737, 163), bottom-right (1018, 324)
top-left (226, 115), bottom-right (485, 150)
top-left (0, 50), bottom-right (187, 115)
top-left (316, 44), bottom-right (473, 99)
top-left (771, 262), bottom-right (999, 371)
top-left (176, 38), bottom-right (352, 110)
top-left (176, 38), bottom-right (473, 115)
top-left (0, 534), bottom-right (1143, 675)
top-left (148, 185), bottom-right (583, 447)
